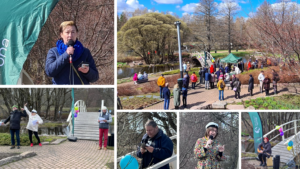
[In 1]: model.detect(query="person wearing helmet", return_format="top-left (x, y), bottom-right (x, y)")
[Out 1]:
top-left (98, 106), bottom-right (112, 150)
top-left (24, 103), bottom-right (43, 147)
top-left (194, 122), bottom-right (225, 169)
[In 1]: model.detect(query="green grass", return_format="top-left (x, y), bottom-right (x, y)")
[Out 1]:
top-left (163, 67), bottom-right (199, 76)
top-left (117, 78), bottom-right (132, 84)
top-left (241, 132), bottom-right (249, 136)
top-left (211, 51), bottom-right (253, 59)
top-left (0, 133), bottom-right (67, 146)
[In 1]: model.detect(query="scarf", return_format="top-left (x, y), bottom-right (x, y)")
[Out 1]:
top-left (56, 39), bottom-right (84, 62)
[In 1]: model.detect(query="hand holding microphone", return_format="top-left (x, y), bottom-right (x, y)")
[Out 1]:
top-left (205, 135), bottom-right (214, 148)
top-left (67, 40), bottom-right (75, 63)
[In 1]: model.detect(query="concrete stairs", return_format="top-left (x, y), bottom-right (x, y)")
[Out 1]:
top-left (73, 112), bottom-right (100, 140)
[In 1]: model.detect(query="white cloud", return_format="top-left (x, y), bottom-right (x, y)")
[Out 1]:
top-left (181, 3), bottom-right (200, 13)
top-left (148, 9), bottom-right (153, 13)
top-left (248, 12), bottom-right (255, 17)
top-left (153, 0), bottom-right (183, 4)
top-left (182, 12), bottom-right (190, 16)
top-left (218, 1), bottom-right (242, 12)
top-left (176, 5), bottom-right (180, 9)
top-left (155, 10), bottom-right (160, 13)
top-left (117, 0), bottom-right (145, 12)
top-left (168, 11), bottom-right (174, 15)
top-left (271, 2), bottom-right (300, 11)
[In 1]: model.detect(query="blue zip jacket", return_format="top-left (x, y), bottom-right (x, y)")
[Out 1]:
top-left (137, 129), bottom-right (173, 169)
top-left (163, 87), bottom-right (170, 99)
top-left (183, 77), bottom-right (189, 88)
top-left (216, 70), bottom-right (221, 79)
top-left (225, 66), bottom-right (229, 73)
top-left (205, 72), bottom-right (211, 81)
top-left (46, 47), bottom-right (99, 84)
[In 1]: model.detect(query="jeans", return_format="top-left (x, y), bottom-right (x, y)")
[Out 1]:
top-left (200, 76), bottom-right (204, 84)
top-left (205, 81), bottom-right (209, 89)
top-left (159, 86), bottom-right (163, 98)
top-left (10, 129), bottom-right (20, 146)
top-left (273, 81), bottom-right (277, 94)
top-left (28, 130), bottom-right (40, 143)
top-left (219, 90), bottom-right (224, 100)
top-left (192, 82), bottom-right (196, 89)
top-left (183, 96), bottom-right (187, 107)
top-left (164, 99), bottom-right (170, 110)
top-left (99, 128), bottom-right (109, 148)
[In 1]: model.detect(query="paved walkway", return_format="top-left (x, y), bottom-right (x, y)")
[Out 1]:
top-left (0, 140), bottom-right (114, 168)
top-left (144, 83), bottom-right (289, 110)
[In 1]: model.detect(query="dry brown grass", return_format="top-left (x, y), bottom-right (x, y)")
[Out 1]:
top-left (118, 74), bottom-right (181, 96)
top-left (236, 66), bottom-right (300, 84)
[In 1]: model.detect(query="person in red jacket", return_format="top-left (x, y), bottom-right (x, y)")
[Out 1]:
top-left (210, 65), bottom-right (214, 73)
top-left (191, 72), bottom-right (198, 89)
top-left (247, 61), bottom-right (251, 71)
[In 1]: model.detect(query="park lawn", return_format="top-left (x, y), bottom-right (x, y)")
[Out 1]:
top-left (120, 96), bottom-right (161, 109)
top-left (0, 133), bottom-right (67, 146)
top-left (211, 51), bottom-right (253, 59)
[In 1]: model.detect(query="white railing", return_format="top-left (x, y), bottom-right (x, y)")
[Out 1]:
top-left (117, 135), bottom-right (177, 169)
top-left (263, 120), bottom-right (300, 142)
top-left (66, 100), bottom-right (87, 136)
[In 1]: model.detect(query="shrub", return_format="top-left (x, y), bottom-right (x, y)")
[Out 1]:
top-left (268, 106), bottom-right (273, 109)
top-left (263, 103), bottom-right (268, 107)
top-left (271, 101), bottom-right (277, 106)
top-left (245, 100), bottom-right (250, 104)
top-left (245, 104), bottom-right (250, 108)
top-left (259, 108), bottom-right (265, 110)
top-left (257, 100), bottom-right (264, 105)
top-left (237, 102), bottom-right (242, 105)
top-left (254, 105), bottom-right (259, 109)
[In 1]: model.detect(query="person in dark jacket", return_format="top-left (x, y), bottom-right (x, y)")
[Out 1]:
top-left (198, 68), bottom-right (202, 84)
top-left (200, 68), bottom-right (206, 84)
top-left (233, 78), bottom-right (241, 99)
top-left (186, 72), bottom-right (190, 89)
top-left (257, 137), bottom-right (272, 167)
top-left (98, 106), bottom-right (112, 151)
top-left (117, 92), bottom-right (123, 109)
top-left (263, 75), bottom-right (271, 96)
top-left (272, 69), bottom-right (280, 94)
top-left (216, 69), bottom-right (221, 83)
top-left (205, 71), bottom-right (211, 90)
top-left (137, 120), bottom-right (173, 169)
top-left (219, 65), bottom-right (225, 74)
top-left (248, 74), bottom-right (254, 96)
top-left (183, 75), bottom-right (189, 89)
top-left (163, 83), bottom-right (171, 110)
top-left (45, 21), bottom-right (99, 85)
top-left (225, 65), bottom-right (229, 73)
top-left (241, 61), bottom-right (244, 72)
top-left (182, 84), bottom-right (188, 108)
top-left (231, 74), bottom-right (236, 90)
top-left (4, 105), bottom-right (27, 149)
top-left (213, 62), bottom-right (216, 72)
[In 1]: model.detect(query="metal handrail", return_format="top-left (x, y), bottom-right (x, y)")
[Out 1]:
top-left (263, 120), bottom-right (300, 141)
top-left (147, 155), bottom-right (177, 169)
top-left (66, 100), bottom-right (87, 136)
top-left (117, 135), bottom-right (177, 163)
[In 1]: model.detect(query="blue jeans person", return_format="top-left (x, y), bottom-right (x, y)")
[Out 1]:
top-left (164, 99), bottom-right (170, 110)
top-left (10, 129), bottom-right (20, 146)
top-left (219, 90), bottom-right (224, 101)
top-left (159, 86), bottom-right (163, 98)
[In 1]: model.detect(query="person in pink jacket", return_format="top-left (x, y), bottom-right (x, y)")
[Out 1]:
top-left (191, 72), bottom-right (198, 89)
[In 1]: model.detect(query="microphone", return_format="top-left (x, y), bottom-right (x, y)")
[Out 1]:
top-left (67, 39), bottom-right (75, 63)
top-left (208, 135), bottom-right (214, 148)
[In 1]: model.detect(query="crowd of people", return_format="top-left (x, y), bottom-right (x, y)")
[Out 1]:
top-left (133, 71), bottom-right (148, 84)
top-left (153, 57), bottom-right (280, 110)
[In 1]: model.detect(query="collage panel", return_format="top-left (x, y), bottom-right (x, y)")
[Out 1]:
top-left (180, 112), bottom-right (239, 169)
top-left (0, 0), bottom-right (114, 85)
top-left (241, 112), bottom-right (300, 168)
top-left (117, 112), bottom-right (177, 169)
top-left (0, 88), bottom-right (114, 168)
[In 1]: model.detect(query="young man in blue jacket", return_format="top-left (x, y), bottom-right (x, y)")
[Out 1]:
top-left (137, 120), bottom-right (173, 169)
top-left (162, 83), bottom-right (170, 110)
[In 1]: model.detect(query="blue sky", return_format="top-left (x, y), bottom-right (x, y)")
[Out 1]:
top-left (117, 0), bottom-right (299, 19)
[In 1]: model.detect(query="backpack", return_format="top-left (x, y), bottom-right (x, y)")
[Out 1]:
top-left (220, 82), bottom-right (224, 88)
top-left (191, 75), bottom-right (196, 81)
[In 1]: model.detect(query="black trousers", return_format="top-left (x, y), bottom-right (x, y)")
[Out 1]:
top-left (28, 130), bottom-right (41, 143)
top-left (210, 82), bottom-right (214, 89)
top-left (265, 89), bottom-right (269, 96)
top-left (235, 92), bottom-right (240, 99)
top-left (258, 153), bottom-right (267, 163)
top-left (249, 89), bottom-right (253, 96)
top-left (183, 96), bottom-right (187, 107)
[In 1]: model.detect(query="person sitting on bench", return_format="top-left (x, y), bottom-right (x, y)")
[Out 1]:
top-left (257, 137), bottom-right (272, 167)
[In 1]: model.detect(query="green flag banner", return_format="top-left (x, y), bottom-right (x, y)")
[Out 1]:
top-left (71, 88), bottom-right (75, 136)
top-left (0, 0), bottom-right (59, 84)
top-left (248, 112), bottom-right (263, 153)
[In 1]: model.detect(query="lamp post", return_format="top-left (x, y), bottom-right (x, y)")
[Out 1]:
top-left (175, 21), bottom-right (183, 89)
